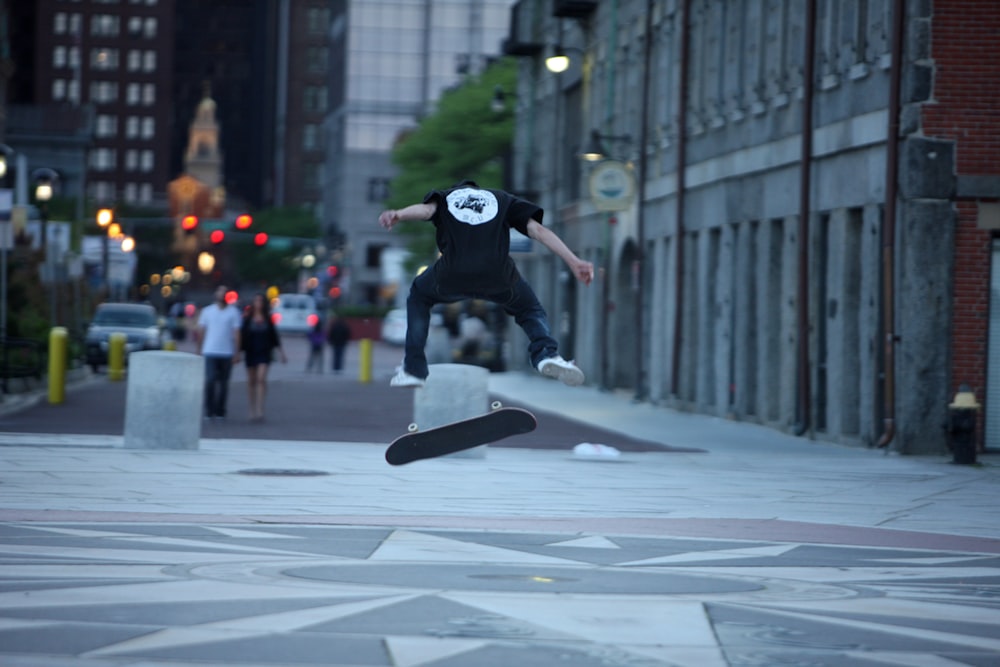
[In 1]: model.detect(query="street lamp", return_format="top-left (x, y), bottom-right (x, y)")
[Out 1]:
top-left (33, 168), bottom-right (59, 325)
top-left (545, 45), bottom-right (585, 73)
top-left (579, 129), bottom-right (633, 162)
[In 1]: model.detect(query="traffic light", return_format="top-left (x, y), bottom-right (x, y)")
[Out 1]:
top-left (181, 215), bottom-right (198, 234)
top-left (235, 214), bottom-right (252, 230)
top-left (253, 232), bottom-right (268, 246)
top-left (210, 229), bottom-right (225, 244)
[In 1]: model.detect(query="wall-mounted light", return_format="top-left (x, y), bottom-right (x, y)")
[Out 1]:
top-left (545, 45), bottom-right (585, 73)
top-left (33, 168), bottom-right (59, 202)
top-left (579, 129), bottom-right (633, 162)
top-left (0, 143), bottom-right (14, 180)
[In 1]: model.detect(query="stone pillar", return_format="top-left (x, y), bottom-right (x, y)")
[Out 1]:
top-left (124, 351), bottom-right (204, 450)
top-left (414, 363), bottom-right (490, 459)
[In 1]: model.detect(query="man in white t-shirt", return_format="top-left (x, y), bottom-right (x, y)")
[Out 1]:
top-left (196, 285), bottom-right (243, 419)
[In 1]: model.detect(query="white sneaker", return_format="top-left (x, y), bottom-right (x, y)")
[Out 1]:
top-left (537, 355), bottom-right (584, 386)
top-left (390, 366), bottom-right (425, 388)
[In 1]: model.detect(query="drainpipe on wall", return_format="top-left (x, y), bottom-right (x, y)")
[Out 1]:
top-left (876, 0), bottom-right (905, 449)
top-left (634, 0), bottom-right (654, 401)
top-left (670, 0), bottom-right (690, 397)
top-left (273, 0), bottom-right (290, 207)
top-left (794, 0), bottom-right (818, 436)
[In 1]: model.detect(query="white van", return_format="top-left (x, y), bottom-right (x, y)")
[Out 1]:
top-left (271, 293), bottom-right (319, 334)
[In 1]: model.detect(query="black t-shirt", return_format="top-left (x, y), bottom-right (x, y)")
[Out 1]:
top-left (423, 181), bottom-right (542, 292)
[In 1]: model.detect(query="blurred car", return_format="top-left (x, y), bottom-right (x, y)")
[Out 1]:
top-left (271, 293), bottom-right (319, 334)
top-left (381, 308), bottom-right (407, 345)
top-left (85, 303), bottom-right (166, 372)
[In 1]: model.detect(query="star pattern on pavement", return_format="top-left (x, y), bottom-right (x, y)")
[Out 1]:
top-left (0, 522), bottom-right (998, 666)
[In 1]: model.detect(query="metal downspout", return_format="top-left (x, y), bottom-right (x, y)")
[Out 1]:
top-left (634, 0), bottom-right (654, 401)
top-left (876, 0), bottom-right (905, 449)
top-left (669, 0), bottom-right (690, 397)
top-left (600, 0), bottom-right (619, 391)
top-left (794, 0), bottom-right (817, 436)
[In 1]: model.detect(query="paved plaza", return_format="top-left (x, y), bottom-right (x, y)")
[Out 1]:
top-left (0, 340), bottom-right (998, 666)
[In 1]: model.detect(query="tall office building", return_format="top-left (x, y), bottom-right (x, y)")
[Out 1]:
top-left (25, 0), bottom-right (176, 207)
top-left (323, 0), bottom-right (517, 305)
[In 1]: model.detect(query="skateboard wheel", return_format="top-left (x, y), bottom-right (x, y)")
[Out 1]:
top-left (408, 423), bottom-right (418, 432)
top-left (491, 401), bottom-right (502, 410)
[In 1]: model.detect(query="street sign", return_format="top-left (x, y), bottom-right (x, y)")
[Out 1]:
top-left (588, 160), bottom-right (637, 212)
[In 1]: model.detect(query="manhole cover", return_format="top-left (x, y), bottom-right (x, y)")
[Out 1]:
top-left (234, 468), bottom-right (330, 476)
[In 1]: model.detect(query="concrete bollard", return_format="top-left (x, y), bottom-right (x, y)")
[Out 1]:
top-left (414, 363), bottom-right (490, 459)
top-left (124, 351), bottom-right (204, 450)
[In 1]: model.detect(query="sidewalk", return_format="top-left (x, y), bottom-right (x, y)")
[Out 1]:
top-left (1, 361), bottom-right (999, 666)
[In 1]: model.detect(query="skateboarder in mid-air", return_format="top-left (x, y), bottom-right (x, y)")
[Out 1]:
top-left (379, 180), bottom-right (594, 388)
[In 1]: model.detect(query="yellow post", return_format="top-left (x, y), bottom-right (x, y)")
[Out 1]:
top-left (164, 339), bottom-right (177, 351)
top-left (47, 327), bottom-right (68, 404)
top-left (359, 338), bottom-right (372, 383)
top-left (108, 332), bottom-right (126, 381)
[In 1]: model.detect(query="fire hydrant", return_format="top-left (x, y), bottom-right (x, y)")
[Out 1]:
top-left (948, 384), bottom-right (979, 465)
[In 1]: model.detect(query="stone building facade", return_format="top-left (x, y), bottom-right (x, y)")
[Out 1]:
top-left (505, 0), bottom-right (1000, 455)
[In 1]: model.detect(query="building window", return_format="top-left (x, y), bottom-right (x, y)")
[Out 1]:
top-left (52, 79), bottom-right (67, 101)
top-left (125, 149), bottom-right (138, 171)
top-left (68, 14), bottom-right (81, 36)
top-left (126, 83), bottom-right (140, 105)
top-left (53, 46), bottom-right (67, 68)
top-left (128, 16), bottom-right (142, 35)
top-left (142, 83), bottom-right (155, 105)
top-left (307, 46), bottom-right (327, 74)
top-left (367, 178), bottom-right (391, 203)
top-left (95, 114), bottom-right (117, 138)
top-left (140, 117), bottom-right (154, 139)
top-left (142, 50), bottom-right (156, 72)
top-left (139, 183), bottom-right (152, 203)
top-left (67, 79), bottom-right (80, 104)
top-left (143, 17), bottom-right (157, 38)
top-left (125, 116), bottom-right (139, 138)
top-left (68, 46), bottom-right (80, 68)
top-left (124, 182), bottom-right (138, 203)
top-left (54, 12), bottom-right (68, 34)
top-left (91, 48), bottom-right (119, 70)
top-left (307, 7), bottom-right (330, 34)
top-left (90, 14), bottom-right (119, 36)
top-left (90, 148), bottom-right (117, 171)
top-left (90, 80), bottom-right (118, 104)
top-left (140, 150), bottom-right (154, 172)
top-left (304, 86), bottom-right (327, 113)
top-left (127, 50), bottom-right (141, 71)
top-left (303, 124), bottom-right (318, 150)
top-left (92, 181), bottom-right (114, 202)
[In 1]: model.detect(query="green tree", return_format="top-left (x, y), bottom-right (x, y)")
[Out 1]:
top-left (386, 58), bottom-right (517, 268)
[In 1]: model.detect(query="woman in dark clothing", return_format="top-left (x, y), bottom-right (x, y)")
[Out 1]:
top-left (241, 293), bottom-right (287, 421)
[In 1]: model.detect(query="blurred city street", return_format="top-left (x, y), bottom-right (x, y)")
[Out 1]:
top-left (1, 338), bottom-right (999, 666)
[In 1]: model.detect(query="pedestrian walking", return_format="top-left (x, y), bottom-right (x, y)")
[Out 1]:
top-left (195, 285), bottom-right (242, 419)
top-left (241, 292), bottom-right (287, 421)
top-left (305, 320), bottom-right (325, 373)
top-left (326, 312), bottom-right (352, 374)
top-left (378, 180), bottom-right (593, 388)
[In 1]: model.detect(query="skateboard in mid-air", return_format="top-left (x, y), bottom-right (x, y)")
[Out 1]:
top-left (385, 402), bottom-right (537, 465)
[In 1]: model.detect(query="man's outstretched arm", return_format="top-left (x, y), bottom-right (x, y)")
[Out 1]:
top-left (379, 202), bottom-right (438, 229)
top-left (526, 219), bottom-right (594, 286)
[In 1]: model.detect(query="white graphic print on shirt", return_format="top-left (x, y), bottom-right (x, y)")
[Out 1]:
top-left (445, 188), bottom-right (499, 225)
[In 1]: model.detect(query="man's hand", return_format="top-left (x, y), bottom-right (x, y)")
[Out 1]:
top-left (572, 259), bottom-right (595, 286)
top-left (378, 210), bottom-right (399, 229)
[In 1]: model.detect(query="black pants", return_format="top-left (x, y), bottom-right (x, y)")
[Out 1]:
top-left (204, 355), bottom-right (233, 417)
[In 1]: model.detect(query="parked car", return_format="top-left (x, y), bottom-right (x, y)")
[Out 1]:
top-left (271, 293), bottom-right (319, 334)
top-left (381, 308), bottom-right (407, 345)
top-left (85, 303), bottom-right (166, 372)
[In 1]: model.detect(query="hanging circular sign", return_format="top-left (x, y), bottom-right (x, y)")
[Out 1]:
top-left (588, 160), bottom-right (637, 211)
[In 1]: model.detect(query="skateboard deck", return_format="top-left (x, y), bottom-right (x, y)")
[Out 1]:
top-left (385, 404), bottom-right (537, 466)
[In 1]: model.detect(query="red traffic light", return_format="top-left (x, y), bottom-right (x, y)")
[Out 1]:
top-left (326, 265), bottom-right (339, 277)
top-left (235, 214), bottom-right (252, 230)
top-left (210, 229), bottom-right (225, 244)
top-left (181, 215), bottom-right (198, 231)
top-left (253, 232), bottom-right (268, 246)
